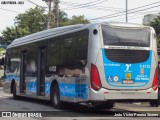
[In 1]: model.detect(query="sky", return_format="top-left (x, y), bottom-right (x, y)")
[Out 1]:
top-left (0, 0), bottom-right (160, 35)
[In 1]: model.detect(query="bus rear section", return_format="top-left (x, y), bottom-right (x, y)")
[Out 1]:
top-left (89, 23), bottom-right (159, 106)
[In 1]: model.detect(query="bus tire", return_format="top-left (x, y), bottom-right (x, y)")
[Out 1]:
top-left (51, 84), bottom-right (63, 109)
top-left (96, 102), bottom-right (114, 109)
top-left (149, 101), bottom-right (159, 107)
top-left (13, 83), bottom-right (19, 100)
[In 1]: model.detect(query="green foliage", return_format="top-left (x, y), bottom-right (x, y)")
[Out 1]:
top-left (0, 48), bottom-right (5, 54)
top-left (2, 27), bottom-right (16, 41)
top-left (68, 15), bottom-right (89, 25)
top-left (150, 15), bottom-right (160, 34)
top-left (149, 14), bottom-right (160, 47)
top-left (0, 48), bottom-right (4, 51)
top-left (57, 11), bottom-right (69, 27)
top-left (2, 7), bottom-right (46, 41)
top-left (59, 15), bottom-right (89, 26)
top-left (1, 7), bottom-right (89, 41)
top-left (2, 26), bottom-right (30, 41)
top-left (15, 7), bottom-right (47, 34)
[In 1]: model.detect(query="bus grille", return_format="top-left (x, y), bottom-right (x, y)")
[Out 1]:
top-left (105, 49), bottom-right (150, 63)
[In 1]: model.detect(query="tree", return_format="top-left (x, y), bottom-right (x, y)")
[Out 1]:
top-left (150, 15), bottom-right (160, 34)
top-left (2, 26), bottom-right (30, 41)
top-left (0, 36), bottom-right (4, 41)
top-left (68, 15), bottom-right (89, 25)
top-left (58, 11), bottom-right (69, 27)
top-left (1, 7), bottom-right (89, 41)
top-left (2, 27), bottom-right (16, 41)
top-left (15, 7), bottom-right (47, 34)
top-left (149, 15), bottom-right (160, 47)
top-left (2, 7), bottom-right (47, 41)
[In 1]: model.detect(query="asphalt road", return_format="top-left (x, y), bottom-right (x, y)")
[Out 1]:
top-left (0, 87), bottom-right (160, 120)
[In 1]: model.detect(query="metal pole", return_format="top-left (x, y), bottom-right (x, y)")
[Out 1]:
top-left (14, 20), bottom-right (17, 38)
top-left (47, 0), bottom-right (51, 29)
top-left (53, 0), bottom-right (60, 27)
top-left (126, 0), bottom-right (128, 23)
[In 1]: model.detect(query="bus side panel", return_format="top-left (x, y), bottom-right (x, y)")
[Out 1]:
top-left (3, 76), bottom-right (11, 93)
top-left (59, 76), bottom-right (88, 102)
top-left (3, 73), bottom-right (20, 93)
top-left (26, 77), bottom-right (37, 96)
top-left (86, 24), bottom-right (104, 101)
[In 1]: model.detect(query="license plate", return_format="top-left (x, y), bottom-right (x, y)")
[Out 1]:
top-left (122, 79), bottom-right (134, 84)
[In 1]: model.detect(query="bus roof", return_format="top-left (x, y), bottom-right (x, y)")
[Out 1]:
top-left (7, 22), bottom-right (150, 49)
top-left (101, 22), bottom-right (148, 29)
top-left (8, 24), bottom-right (86, 48)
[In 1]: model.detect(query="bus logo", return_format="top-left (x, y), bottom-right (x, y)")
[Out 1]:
top-left (125, 64), bottom-right (131, 72)
top-left (125, 73), bottom-right (131, 80)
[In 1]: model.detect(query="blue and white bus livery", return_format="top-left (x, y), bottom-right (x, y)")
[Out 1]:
top-left (3, 22), bottom-right (159, 109)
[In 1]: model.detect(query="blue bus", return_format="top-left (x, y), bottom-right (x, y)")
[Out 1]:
top-left (3, 22), bottom-right (159, 109)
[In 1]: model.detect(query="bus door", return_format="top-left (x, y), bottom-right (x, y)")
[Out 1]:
top-left (37, 47), bottom-right (46, 96)
top-left (20, 51), bottom-right (27, 93)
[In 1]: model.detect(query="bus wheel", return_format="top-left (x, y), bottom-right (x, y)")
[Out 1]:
top-left (52, 84), bottom-right (63, 109)
top-left (13, 83), bottom-right (19, 100)
top-left (96, 102), bottom-right (114, 109)
top-left (149, 101), bottom-right (159, 107)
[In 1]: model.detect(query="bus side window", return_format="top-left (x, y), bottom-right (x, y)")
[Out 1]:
top-left (47, 38), bottom-right (61, 75)
top-left (6, 58), bottom-right (11, 72)
top-left (76, 30), bottom-right (89, 70)
top-left (10, 61), bottom-right (19, 73)
top-left (64, 38), bottom-right (73, 48)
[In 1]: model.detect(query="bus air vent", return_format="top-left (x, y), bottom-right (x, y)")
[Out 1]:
top-left (105, 49), bottom-right (150, 63)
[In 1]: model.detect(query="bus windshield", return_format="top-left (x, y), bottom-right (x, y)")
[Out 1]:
top-left (102, 25), bottom-right (150, 47)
